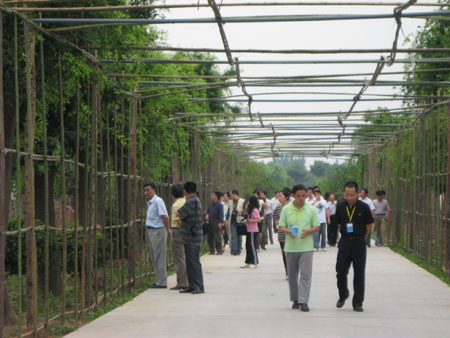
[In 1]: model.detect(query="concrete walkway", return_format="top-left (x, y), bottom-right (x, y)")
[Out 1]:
top-left (66, 243), bottom-right (450, 338)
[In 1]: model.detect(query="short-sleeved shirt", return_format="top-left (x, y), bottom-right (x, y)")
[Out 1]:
top-left (222, 202), bottom-right (229, 221)
top-left (178, 195), bottom-right (203, 235)
top-left (146, 195), bottom-right (168, 228)
top-left (314, 197), bottom-right (328, 224)
top-left (270, 198), bottom-right (280, 214)
top-left (327, 201), bottom-right (337, 216)
top-left (265, 199), bottom-right (273, 215)
top-left (278, 202), bottom-right (320, 252)
top-left (273, 204), bottom-right (285, 242)
top-left (306, 196), bottom-right (315, 205)
top-left (246, 208), bottom-right (260, 233)
top-left (171, 197), bottom-right (186, 228)
top-left (359, 197), bottom-right (375, 211)
top-left (335, 200), bottom-right (374, 238)
top-left (373, 199), bottom-right (390, 215)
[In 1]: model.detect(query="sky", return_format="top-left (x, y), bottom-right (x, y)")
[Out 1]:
top-left (153, 0), bottom-right (441, 166)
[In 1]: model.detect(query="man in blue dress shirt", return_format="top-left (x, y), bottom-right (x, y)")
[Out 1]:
top-left (144, 182), bottom-right (171, 288)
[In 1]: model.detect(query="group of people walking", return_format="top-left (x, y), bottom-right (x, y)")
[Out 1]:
top-left (143, 179), bottom-right (390, 313)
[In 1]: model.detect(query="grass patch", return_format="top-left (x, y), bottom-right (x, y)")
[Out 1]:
top-left (389, 245), bottom-right (450, 286)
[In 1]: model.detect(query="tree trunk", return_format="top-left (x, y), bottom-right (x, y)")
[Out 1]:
top-left (3, 288), bottom-right (18, 325)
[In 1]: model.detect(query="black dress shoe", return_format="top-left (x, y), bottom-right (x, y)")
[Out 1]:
top-left (292, 301), bottom-right (299, 309)
top-left (149, 283), bottom-right (167, 289)
top-left (179, 288), bottom-right (194, 293)
top-left (336, 297), bottom-right (347, 308)
top-left (191, 289), bottom-right (204, 294)
top-left (353, 305), bottom-right (364, 312)
top-left (170, 286), bottom-right (187, 290)
top-left (300, 303), bottom-right (310, 312)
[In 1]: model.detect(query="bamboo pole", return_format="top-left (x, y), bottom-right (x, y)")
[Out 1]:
top-left (98, 93), bottom-right (107, 307)
top-left (58, 52), bottom-right (68, 324)
top-left (74, 74), bottom-right (80, 321)
top-left (80, 79), bottom-right (91, 317)
top-left (113, 96), bottom-right (120, 297)
top-left (128, 90), bottom-right (138, 287)
top-left (14, 14), bottom-right (24, 336)
top-left (0, 10), bottom-right (5, 338)
top-left (39, 20), bottom-right (49, 334)
top-left (99, 57), bottom-right (450, 65)
top-left (107, 67), bottom-right (450, 80)
top-left (106, 98), bottom-right (113, 306)
top-left (93, 71), bottom-right (99, 308)
top-left (0, 2), bottom-right (99, 64)
top-left (10, 1), bottom-right (450, 12)
top-left (84, 45), bottom-right (450, 54)
top-left (445, 104), bottom-right (450, 272)
top-left (23, 21), bottom-right (38, 334)
top-left (120, 97), bottom-right (125, 296)
top-left (87, 70), bottom-right (98, 310)
top-left (31, 10), bottom-right (450, 25)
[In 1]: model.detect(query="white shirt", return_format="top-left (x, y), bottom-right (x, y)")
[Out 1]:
top-left (314, 197), bottom-right (328, 224)
top-left (359, 197), bottom-right (375, 211)
top-left (306, 196), bottom-right (316, 205)
top-left (258, 198), bottom-right (265, 219)
top-left (222, 201), bottom-right (229, 221)
top-left (327, 201), bottom-right (337, 216)
top-left (266, 199), bottom-right (273, 215)
top-left (270, 197), bottom-right (280, 214)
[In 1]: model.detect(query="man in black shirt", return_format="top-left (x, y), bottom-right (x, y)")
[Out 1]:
top-left (335, 181), bottom-right (374, 312)
top-left (177, 181), bottom-right (205, 294)
top-left (206, 192), bottom-right (224, 255)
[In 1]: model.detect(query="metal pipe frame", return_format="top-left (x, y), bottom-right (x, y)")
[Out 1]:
top-left (32, 10), bottom-right (450, 25)
top-left (100, 57), bottom-right (450, 65)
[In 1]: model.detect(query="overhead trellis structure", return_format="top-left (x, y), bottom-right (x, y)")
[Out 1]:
top-left (0, 0), bottom-right (449, 337)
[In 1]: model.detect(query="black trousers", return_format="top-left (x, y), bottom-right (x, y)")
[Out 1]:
top-left (207, 219), bottom-right (223, 254)
top-left (245, 232), bottom-right (259, 265)
top-left (327, 214), bottom-right (338, 245)
top-left (182, 234), bottom-right (204, 291)
top-left (336, 236), bottom-right (366, 307)
top-left (279, 241), bottom-right (287, 274)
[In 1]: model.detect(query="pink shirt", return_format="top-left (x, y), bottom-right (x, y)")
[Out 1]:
top-left (246, 208), bottom-right (260, 233)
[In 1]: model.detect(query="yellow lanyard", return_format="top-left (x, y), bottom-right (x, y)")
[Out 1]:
top-left (291, 205), bottom-right (304, 224)
top-left (346, 205), bottom-right (356, 222)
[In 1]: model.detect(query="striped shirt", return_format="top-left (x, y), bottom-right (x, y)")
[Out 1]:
top-left (273, 204), bottom-right (285, 242)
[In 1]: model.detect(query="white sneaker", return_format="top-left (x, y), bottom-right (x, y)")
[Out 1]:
top-left (285, 275), bottom-right (289, 281)
top-left (240, 264), bottom-right (250, 268)
top-left (249, 264), bottom-right (257, 269)
top-left (321, 248), bottom-right (327, 252)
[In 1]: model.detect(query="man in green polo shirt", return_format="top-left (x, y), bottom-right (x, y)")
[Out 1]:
top-left (279, 184), bottom-right (320, 312)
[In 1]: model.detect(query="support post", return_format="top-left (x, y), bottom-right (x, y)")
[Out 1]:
top-left (128, 90), bottom-right (138, 286)
top-left (445, 104), bottom-right (450, 272)
top-left (24, 22), bottom-right (38, 334)
top-left (0, 11), bottom-right (6, 338)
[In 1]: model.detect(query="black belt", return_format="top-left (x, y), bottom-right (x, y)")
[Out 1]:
top-left (375, 214), bottom-right (386, 216)
top-left (342, 235), bottom-right (364, 240)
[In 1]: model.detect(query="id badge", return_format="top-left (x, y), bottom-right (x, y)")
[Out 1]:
top-left (347, 223), bottom-right (354, 233)
top-left (290, 224), bottom-right (299, 237)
